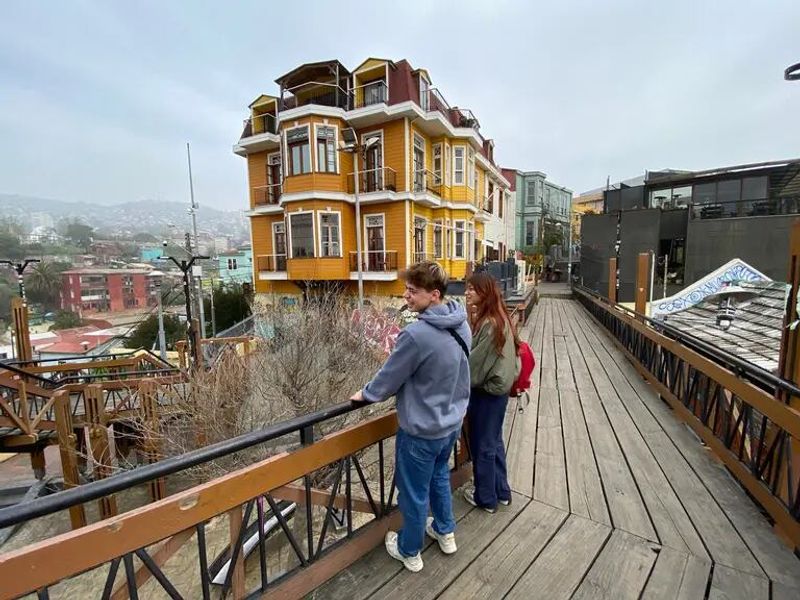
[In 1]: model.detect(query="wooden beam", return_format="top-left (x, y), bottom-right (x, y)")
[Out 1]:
top-left (635, 252), bottom-right (649, 317)
top-left (54, 390), bottom-right (86, 530)
top-left (11, 298), bottom-right (32, 362)
top-left (607, 257), bottom-right (617, 303)
top-left (85, 384), bottom-right (118, 520)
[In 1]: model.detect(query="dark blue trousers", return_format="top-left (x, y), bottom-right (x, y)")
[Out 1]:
top-left (467, 388), bottom-right (511, 508)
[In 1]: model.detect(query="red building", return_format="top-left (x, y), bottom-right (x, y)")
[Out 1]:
top-left (60, 269), bottom-right (159, 314)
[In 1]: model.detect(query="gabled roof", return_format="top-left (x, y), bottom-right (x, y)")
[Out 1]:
top-left (275, 60), bottom-right (350, 88)
top-left (248, 94), bottom-right (278, 109)
top-left (352, 57), bottom-right (396, 73)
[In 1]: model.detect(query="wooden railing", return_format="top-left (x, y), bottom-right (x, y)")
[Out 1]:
top-left (574, 285), bottom-right (800, 548)
top-left (0, 403), bottom-right (472, 599)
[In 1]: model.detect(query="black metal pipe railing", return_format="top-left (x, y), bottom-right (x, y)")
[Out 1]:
top-left (0, 401), bottom-right (361, 529)
top-left (573, 284), bottom-right (800, 399)
top-left (55, 368), bottom-right (181, 385)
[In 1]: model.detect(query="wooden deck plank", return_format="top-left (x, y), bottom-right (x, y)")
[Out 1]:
top-left (533, 301), bottom-right (569, 511)
top-left (553, 301), bottom-right (611, 525)
top-left (506, 300), bottom-right (545, 497)
top-left (579, 304), bottom-right (800, 590)
top-left (572, 529), bottom-right (659, 600)
top-left (708, 564), bottom-right (769, 600)
top-left (641, 546), bottom-right (711, 600)
top-left (313, 494), bottom-right (473, 600)
top-left (772, 581), bottom-right (800, 600)
top-left (505, 514), bottom-right (611, 600)
top-left (562, 306), bottom-right (658, 542)
top-left (564, 302), bottom-right (708, 558)
top-left (438, 500), bottom-right (567, 600)
top-left (369, 493), bottom-right (527, 600)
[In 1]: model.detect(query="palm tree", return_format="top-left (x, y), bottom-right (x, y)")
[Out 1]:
top-left (26, 261), bottom-right (65, 311)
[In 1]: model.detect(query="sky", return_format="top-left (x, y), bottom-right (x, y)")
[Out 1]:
top-left (0, 0), bottom-right (798, 211)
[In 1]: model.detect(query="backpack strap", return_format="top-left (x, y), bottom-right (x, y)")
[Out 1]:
top-left (446, 328), bottom-right (470, 358)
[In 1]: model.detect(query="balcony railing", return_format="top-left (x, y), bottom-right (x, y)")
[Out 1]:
top-left (349, 250), bottom-right (398, 272)
top-left (352, 80), bottom-right (388, 109)
top-left (420, 88), bottom-right (451, 116)
top-left (256, 254), bottom-right (287, 272)
top-left (241, 113), bottom-right (278, 138)
top-left (347, 167), bottom-right (397, 193)
top-left (690, 196), bottom-right (800, 220)
top-left (282, 82), bottom-right (350, 110)
top-left (412, 169), bottom-right (443, 195)
top-left (253, 183), bottom-right (282, 206)
top-left (482, 194), bottom-right (495, 213)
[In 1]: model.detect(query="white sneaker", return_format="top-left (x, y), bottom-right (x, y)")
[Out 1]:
top-left (426, 517), bottom-right (457, 554)
top-left (463, 486), bottom-right (497, 514)
top-left (385, 531), bottom-right (424, 572)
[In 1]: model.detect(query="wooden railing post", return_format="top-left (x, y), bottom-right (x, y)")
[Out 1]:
top-left (11, 297), bottom-right (32, 362)
top-left (228, 505), bottom-right (246, 599)
top-left (139, 380), bottom-right (166, 501)
top-left (85, 384), bottom-right (118, 519)
top-left (635, 252), bottom-right (649, 317)
top-left (54, 390), bottom-right (87, 529)
top-left (16, 376), bottom-right (32, 436)
top-left (607, 257), bottom-right (617, 303)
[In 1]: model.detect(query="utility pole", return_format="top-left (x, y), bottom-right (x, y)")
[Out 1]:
top-left (186, 142), bottom-right (207, 337)
top-left (161, 248), bottom-right (209, 367)
top-left (0, 259), bottom-right (40, 303)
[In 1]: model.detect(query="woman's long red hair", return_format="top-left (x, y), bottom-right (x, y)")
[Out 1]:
top-left (467, 272), bottom-right (516, 355)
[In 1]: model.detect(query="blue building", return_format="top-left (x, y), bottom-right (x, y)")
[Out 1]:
top-left (217, 248), bottom-right (253, 285)
top-left (507, 170), bottom-right (573, 252)
top-left (140, 247), bottom-right (163, 263)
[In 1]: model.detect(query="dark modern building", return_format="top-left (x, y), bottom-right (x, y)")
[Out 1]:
top-left (581, 158), bottom-right (800, 301)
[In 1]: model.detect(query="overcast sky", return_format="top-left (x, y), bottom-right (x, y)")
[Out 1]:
top-left (1, 0), bottom-right (798, 210)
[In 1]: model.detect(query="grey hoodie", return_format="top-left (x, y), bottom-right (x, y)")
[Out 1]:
top-left (362, 301), bottom-right (472, 439)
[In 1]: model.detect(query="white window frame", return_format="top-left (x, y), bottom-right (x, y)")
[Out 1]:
top-left (317, 210), bottom-right (342, 257)
top-left (272, 221), bottom-right (287, 261)
top-left (413, 133), bottom-right (425, 191)
top-left (413, 216), bottom-right (426, 259)
top-left (363, 213), bottom-right (386, 265)
top-left (284, 124), bottom-right (311, 176)
top-left (444, 142), bottom-right (451, 186)
top-left (360, 129), bottom-right (384, 183)
top-left (453, 146), bottom-right (465, 185)
top-left (314, 123), bottom-right (339, 174)
top-left (467, 148), bottom-right (475, 189)
top-left (433, 218), bottom-right (444, 259)
top-left (287, 210), bottom-right (316, 258)
top-left (432, 143), bottom-right (442, 185)
top-left (453, 219), bottom-right (466, 259)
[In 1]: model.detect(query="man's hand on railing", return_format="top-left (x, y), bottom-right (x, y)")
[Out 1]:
top-left (350, 389), bottom-right (370, 408)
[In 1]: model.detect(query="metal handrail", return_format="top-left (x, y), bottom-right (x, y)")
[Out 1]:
top-left (56, 368), bottom-right (181, 384)
top-left (0, 362), bottom-right (57, 387)
top-left (0, 400), bottom-right (363, 529)
top-left (573, 284), bottom-right (800, 399)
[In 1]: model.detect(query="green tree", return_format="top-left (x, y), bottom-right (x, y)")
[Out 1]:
top-left (51, 310), bottom-right (82, 330)
top-left (204, 283), bottom-right (252, 336)
top-left (133, 232), bottom-right (158, 243)
top-left (0, 231), bottom-right (24, 260)
top-left (0, 281), bottom-right (14, 325)
top-left (25, 261), bottom-right (69, 311)
top-left (65, 221), bottom-right (94, 250)
top-left (125, 314), bottom-right (185, 350)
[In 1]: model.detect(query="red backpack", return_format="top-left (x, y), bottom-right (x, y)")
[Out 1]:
top-left (511, 341), bottom-right (536, 398)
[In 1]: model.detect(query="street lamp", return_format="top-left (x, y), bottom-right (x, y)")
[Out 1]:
top-left (339, 127), bottom-right (379, 310)
top-left (147, 270), bottom-right (167, 361)
top-left (160, 248), bottom-right (209, 366)
top-left (706, 281), bottom-right (759, 331)
top-left (0, 259), bottom-right (40, 303)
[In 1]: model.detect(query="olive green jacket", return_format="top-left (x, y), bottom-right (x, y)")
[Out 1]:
top-left (469, 320), bottom-right (518, 396)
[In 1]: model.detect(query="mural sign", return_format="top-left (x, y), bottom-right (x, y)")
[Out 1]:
top-left (652, 259), bottom-right (771, 318)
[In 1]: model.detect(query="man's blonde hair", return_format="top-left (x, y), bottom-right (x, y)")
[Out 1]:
top-left (403, 261), bottom-right (448, 297)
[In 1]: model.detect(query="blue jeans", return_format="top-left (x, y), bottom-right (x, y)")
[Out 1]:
top-left (467, 389), bottom-right (511, 508)
top-left (395, 428), bottom-right (459, 557)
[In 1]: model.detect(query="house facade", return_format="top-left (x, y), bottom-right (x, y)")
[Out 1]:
top-left (60, 268), bottom-right (160, 314)
top-left (234, 58), bottom-right (512, 301)
top-left (217, 248), bottom-right (253, 285)
top-left (505, 170), bottom-right (573, 253)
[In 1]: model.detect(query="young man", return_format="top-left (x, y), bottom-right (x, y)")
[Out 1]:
top-left (351, 261), bottom-right (471, 572)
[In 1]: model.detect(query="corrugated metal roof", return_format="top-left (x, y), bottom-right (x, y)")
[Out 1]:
top-left (662, 281), bottom-right (789, 372)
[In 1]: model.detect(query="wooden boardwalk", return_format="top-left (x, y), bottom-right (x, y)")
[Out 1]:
top-left (318, 298), bottom-right (800, 599)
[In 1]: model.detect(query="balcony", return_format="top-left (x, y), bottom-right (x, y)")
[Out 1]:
top-left (240, 113), bottom-right (278, 139)
top-left (256, 254), bottom-right (287, 280)
top-left (420, 87), bottom-right (451, 116)
top-left (412, 169), bottom-right (442, 196)
top-left (252, 183), bottom-right (282, 207)
top-left (349, 250), bottom-right (398, 279)
top-left (690, 196), bottom-right (800, 220)
top-left (282, 82), bottom-right (350, 111)
top-left (352, 80), bottom-right (388, 109)
top-left (347, 167), bottom-right (397, 194)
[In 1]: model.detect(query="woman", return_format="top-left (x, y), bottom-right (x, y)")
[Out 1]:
top-left (463, 272), bottom-right (518, 513)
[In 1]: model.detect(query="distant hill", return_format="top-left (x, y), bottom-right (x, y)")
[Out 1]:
top-left (0, 194), bottom-right (247, 238)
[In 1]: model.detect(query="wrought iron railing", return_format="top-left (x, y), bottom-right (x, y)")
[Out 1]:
top-left (241, 113), bottom-right (278, 138)
top-left (0, 400), bottom-right (471, 599)
top-left (412, 169), bottom-right (442, 195)
top-left (253, 183), bottom-right (282, 206)
top-left (349, 251), bottom-right (399, 273)
top-left (573, 285), bottom-right (800, 545)
top-left (352, 80), bottom-right (388, 109)
top-left (282, 82), bottom-right (351, 110)
top-left (347, 167), bottom-right (397, 193)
